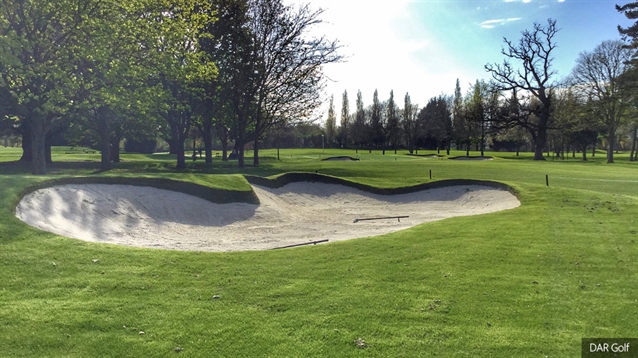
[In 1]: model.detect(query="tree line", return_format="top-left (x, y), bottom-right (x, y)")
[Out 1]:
top-left (325, 7), bottom-right (638, 163)
top-left (0, 0), bottom-right (340, 174)
top-left (1, 1), bottom-right (635, 174)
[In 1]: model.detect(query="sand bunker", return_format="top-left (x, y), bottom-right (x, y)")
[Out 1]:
top-left (449, 156), bottom-right (494, 160)
top-left (15, 182), bottom-right (519, 252)
top-left (321, 156), bottom-right (360, 161)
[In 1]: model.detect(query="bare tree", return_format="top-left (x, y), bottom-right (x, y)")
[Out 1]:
top-left (249, 0), bottom-right (342, 165)
top-left (485, 19), bottom-right (559, 160)
top-left (571, 40), bottom-right (633, 163)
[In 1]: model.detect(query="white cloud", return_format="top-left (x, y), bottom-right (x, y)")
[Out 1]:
top-left (479, 17), bottom-right (522, 29)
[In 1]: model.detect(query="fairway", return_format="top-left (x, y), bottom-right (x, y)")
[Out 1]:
top-left (0, 147), bottom-right (636, 357)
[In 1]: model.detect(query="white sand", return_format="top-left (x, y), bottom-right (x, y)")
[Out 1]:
top-left (15, 183), bottom-right (520, 252)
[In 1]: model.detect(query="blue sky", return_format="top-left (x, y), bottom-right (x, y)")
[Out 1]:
top-left (284, 0), bottom-right (634, 117)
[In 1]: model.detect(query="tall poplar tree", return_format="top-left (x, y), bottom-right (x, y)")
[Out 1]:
top-left (352, 90), bottom-right (367, 152)
top-left (386, 90), bottom-right (400, 154)
top-left (370, 89), bottom-right (384, 152)
top-left (339, 90), bottom-right (350, 148)
top-left (325, 95), bottom-right (336, 147)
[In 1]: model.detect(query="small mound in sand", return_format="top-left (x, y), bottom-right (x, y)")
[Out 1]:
top-left (449, 156), bottom-right (494, 161)
top-left (16, 182), bottom-right (519, 252)
top-left (321, 156), bottom-right (360, 161)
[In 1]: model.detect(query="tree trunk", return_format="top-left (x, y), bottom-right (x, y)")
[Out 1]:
top-left (45, 134), bottom-right (52, 164)
top-left (176, 137), bottom-right (186, 169)
top-left (582, 145), bottom-right (588, 161)
top-left (30, 119), bottom-right (47, 175)
top-left (96, 109), bottom-right (112, 171)
top-left (168, 111), bottom-right (189, 170)
top-left (110, 135), bottom-right (121, 163)
top-left (629, 127), bottom-right (637, 162)
top-left (238, 141), bottom-right (245, 168)
top-left (253, 137), bottom-right (260, 166)
top-left (534, 127), bottom-right (547, 161)
top-left (168, 136), bottom-right (178, 155)
top-left (19, 123), bottom-right (32, 162)
top-left (221, 137), bottom-right (228, 161)
top-left (607, 129), bottom-right (615, 163)
top-left (203, 119), bottom-right (213, 164)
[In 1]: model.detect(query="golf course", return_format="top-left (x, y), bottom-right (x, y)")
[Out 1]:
top-left (0, 147), bottom-right (636, 357)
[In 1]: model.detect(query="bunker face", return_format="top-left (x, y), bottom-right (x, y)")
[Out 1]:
top-left (16, 183), bottom-right (520, 252)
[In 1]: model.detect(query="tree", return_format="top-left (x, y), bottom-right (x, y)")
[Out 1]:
top-left (351, 90), bottom-right (367, 152)
top-left (339, 90), bottom-right (350, 148)
top-left (76, 6), bottom-right (164, 172)
top-left (370, 89), bottom-right (385, 152)
top-left (386, 90), bottom-right (400, 154)
top-left (248, 0), bottom-right (341, 166)
top-left (0, 0), bottom-right (110, 174)
top-left (325, 95), bottom-right (337, 147)
top-left (146, 1), bottom-right (216, 170)
top-left (467, 80), bottom-right (489, 155)
top-left (617, 2), bottom-right (638, 65)
top-left (402, 93), bottom-right (419, 154)
top-left (200, 0), bottom-right (251, 164)
top-left (452, 79), bottom-right (471, 154)
top-left (201, 0), bottom-right (257, 166)
top-left (421, 96), bottom-right (452, 154)
top-left (617, 2), bottom-right (638, 161)
top-left (571, 40), bottom-right (633, 163)
top-left (485, 19), bottom-right (560, 160)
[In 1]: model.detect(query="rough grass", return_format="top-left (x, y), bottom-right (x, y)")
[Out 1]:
top-left (0, 147), bottom-right (636, 357)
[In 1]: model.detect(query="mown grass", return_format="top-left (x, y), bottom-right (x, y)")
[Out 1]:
top-left (0, 146), bottom-right (636, 357)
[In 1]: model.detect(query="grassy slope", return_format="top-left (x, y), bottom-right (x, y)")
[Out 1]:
top-left (0, 147), bottom-right (636, 357)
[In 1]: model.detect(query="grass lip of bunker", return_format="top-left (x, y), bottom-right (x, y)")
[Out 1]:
top-left (448, 156), bottom-right (494, 161)
top-left (15, 173), bottom-right (520, 252)
top-left (320, 155), bottom-right (360, 161)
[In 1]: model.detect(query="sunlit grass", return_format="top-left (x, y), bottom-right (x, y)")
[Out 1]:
top-left (0, 146), bottom-right (636, 357)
